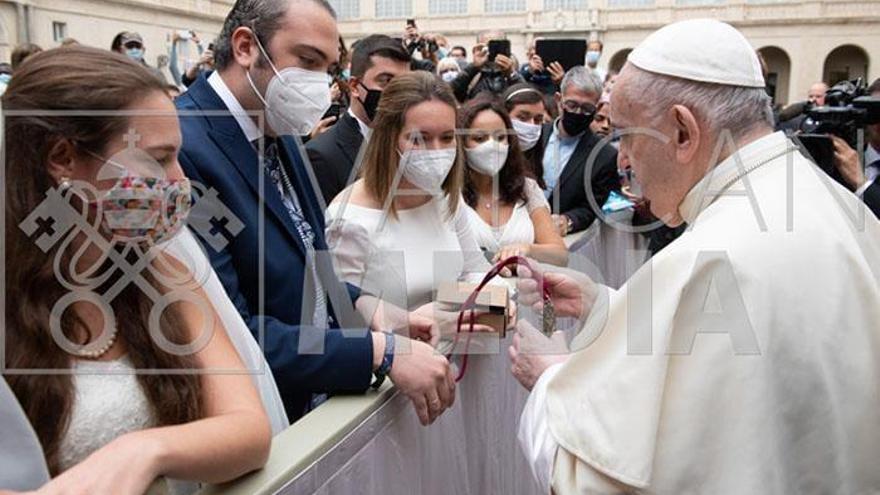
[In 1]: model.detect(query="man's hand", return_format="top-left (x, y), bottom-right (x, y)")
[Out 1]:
top-left (495, 54), bottom-right (515, 75)
top-left (516, 265), bottom-right (596, 320)
top-left (831, 135), bottom-right (865, 191)
top-left (551, 214), bottom-right (570, 236)
top-left (508, 320), bottom-right (568, 391)
top-left (547, 61), bottom-right (565, 85)
top-left (528, 54), bottom-right (545, 74)
top-left (472, 44), bottom-right (488, 68)
top-left (387, 336), bottom-right (456, 425)
top-left (309, 115), bottom-right (337, 140)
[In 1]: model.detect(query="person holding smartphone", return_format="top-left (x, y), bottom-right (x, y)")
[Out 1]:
top-left (449, 32), bottom-right (523, 103)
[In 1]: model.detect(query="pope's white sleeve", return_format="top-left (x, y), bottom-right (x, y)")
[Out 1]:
top-left (518, 362), bottom-right (564, 494)
top-left (518, 362), bottom-right (634, 495)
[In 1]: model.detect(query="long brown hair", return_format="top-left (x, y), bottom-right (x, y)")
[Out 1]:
top-left (360, 71), bottom-right (464, 218)
top-left (458, 94), bottom-right (529, 208)
top-left (2, 46), bottom-right (202, 474)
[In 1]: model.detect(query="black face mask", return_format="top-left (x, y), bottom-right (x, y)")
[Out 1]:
top-left (561, 109), bottom-right (594, 136)
top-left (357, 83), bottom-right (383, 123)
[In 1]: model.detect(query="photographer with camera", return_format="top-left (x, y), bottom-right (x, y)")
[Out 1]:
top-left (831, 78), bottom-right (880, 217)
top-left (449, 32), bottom-right (524, 103)
top-left (402, 20), bottom-right (440, 72)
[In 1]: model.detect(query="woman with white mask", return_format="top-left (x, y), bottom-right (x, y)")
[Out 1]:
top-left (503, 84), bottom-right (548, 189)
top-left (326, 72), bottom-right (492, 311)
top-left (460, 95), bottom-right (567, 268)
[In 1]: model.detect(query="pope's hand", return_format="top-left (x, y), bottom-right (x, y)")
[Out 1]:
top-left (508, 320), bottom-right (568, 391)
top-left (516, 265), bottom-right (596, 320)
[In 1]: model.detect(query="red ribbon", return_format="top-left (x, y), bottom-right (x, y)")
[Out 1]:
top-left (445, 256), bottom-right (551, 382)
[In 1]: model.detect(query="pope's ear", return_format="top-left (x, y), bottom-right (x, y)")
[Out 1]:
top-left (670, 104), bottom-right (700, 163)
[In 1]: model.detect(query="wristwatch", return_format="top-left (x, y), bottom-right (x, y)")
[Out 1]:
top-left (372, 332), bottom-right (395, 389)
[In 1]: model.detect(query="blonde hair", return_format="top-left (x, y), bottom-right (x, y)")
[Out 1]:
top-left (361, 71), bottom-right (464, 218)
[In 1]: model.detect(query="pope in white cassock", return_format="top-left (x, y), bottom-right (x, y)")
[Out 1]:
top-left (510, 18), bottom-right (880, 494)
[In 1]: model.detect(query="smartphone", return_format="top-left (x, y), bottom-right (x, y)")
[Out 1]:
top-left (487, 39), bottom-right (511, 62)
top-left (536, 39), bottom-right (587, 72)
top-left (207, 42), bottom-right (215, 51)
top-left (406, 18), bottom-right (417, 28)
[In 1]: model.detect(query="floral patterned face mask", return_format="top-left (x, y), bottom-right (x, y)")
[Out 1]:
top-left (93, 175), bottom-right (191, 245)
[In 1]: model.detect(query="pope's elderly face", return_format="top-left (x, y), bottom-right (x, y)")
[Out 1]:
top-left (611, 68), bottom-right (683, 223)
top-left (611, 65), bottom-right (705, 226)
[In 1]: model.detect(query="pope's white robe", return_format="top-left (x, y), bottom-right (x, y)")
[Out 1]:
top-left (519, 131), bottom-right (880, 494)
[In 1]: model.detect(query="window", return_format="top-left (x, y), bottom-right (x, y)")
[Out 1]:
top-left (485, 0), bottom-right (526, 13)
top-left (52, 21), bottom-right (68, 43)
top-left (376, 0), bottom-right (412, 18)
top-left (429, 0), bottom-right (467, 15)
top-left (545, 0), bottom-right (587, 9)
top-left (329, 0), bottom-right (360, 19)
top-left (675, 0), bottom-right (724, 4)
top-left (606, 0), bottom-right (654, 6)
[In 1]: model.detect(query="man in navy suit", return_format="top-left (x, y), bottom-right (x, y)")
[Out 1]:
top-left (176, 0), bottom-right (455, 424)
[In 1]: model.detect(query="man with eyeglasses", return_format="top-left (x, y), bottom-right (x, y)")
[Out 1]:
top-left (541, 66), bottom-right (620, 236)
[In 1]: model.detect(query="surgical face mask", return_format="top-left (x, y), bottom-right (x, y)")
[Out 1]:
top-left (586, 50), bottom-right (600, 66)
top-left (0, 73), bottom-right (11, 85)
top-left (246, 31), bottom-right (332, 136)
top-left (437, 47), bottom-right (450, 59)
top-left (512, 119), bottom-right (541, 151)
top-left (126, 48), bottom-right (145, 62)
top-left (440, 71), bottom-right (459, 83)
top-left (399, 147), bottom-right (457, 194)
top-left (466, 139), bottom-right (509, 176)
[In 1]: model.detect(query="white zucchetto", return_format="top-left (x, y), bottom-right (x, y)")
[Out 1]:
top-left (627, 18), bottom-right (765, 88)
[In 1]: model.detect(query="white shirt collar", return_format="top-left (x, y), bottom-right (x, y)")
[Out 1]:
top-left (347, 107), bottom-right (371, 138)
top-left (207, 71), bottom-right (263, 142)
top-left (678, 131), bottom-right (796, 225)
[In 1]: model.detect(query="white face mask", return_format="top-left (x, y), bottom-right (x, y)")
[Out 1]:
top-left (512, 119), bottom-right (542, 151)
top-left (465, 139), bottom-right (509, 176)
top-left (441, 71), bottom-right (459, 83)
top-left (399, 147), bottom-right (457, 194)
top-left (247, 32), bottom-right (331, 136)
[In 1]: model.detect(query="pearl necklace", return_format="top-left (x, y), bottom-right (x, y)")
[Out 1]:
top-left (76, 329), bottom-right (119, 359)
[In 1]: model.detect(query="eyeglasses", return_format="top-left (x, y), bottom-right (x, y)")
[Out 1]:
top-left (561, 100), bottom-right (596, 115)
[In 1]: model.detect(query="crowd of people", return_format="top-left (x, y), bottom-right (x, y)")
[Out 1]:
top-left (1, 0), bottom-right (880, 494)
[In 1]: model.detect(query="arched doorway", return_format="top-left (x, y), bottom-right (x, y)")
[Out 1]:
top-left (607, 48), bottom-right (631, 74)
top-left (823, 45), bottom-right (869, 86)
top-left (757, 46), bottom-right (791, 106)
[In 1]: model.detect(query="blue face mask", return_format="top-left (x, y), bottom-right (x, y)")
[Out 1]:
top-left (0, 73), bottom-right (11, 85)
top-left (437, 47), bottom-right (449, 59)
top-left (341, 68), bottom-right (351, 81)
top-left (586, 50), bottom-right (600, 66)
top-left (126, 48), bottom-right (145, 61)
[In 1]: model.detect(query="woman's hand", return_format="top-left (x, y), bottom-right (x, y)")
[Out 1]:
top-left (31, 431), bottom-right (162, 495)
top-left (493, 244), bottom-right (532, 276)
top-left (309, 115), bottom-right (337, 140)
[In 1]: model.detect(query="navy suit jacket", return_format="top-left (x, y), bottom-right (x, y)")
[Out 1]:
top-left (176, 74), bottom-right (373, 421)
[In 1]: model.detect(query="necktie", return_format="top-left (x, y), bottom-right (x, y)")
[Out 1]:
top-left (260, 138), bottom-right (328, 330)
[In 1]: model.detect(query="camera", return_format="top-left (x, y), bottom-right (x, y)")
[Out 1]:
top-left (794, 78), bottom-right (880, 183)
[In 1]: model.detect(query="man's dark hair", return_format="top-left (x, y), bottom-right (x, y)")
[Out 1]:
top-left (450, 46), bottom-right (467, 57)
top-left (868, 77), bottom-right (880, 96)
top-left (349, 34), bottom-right (410, 79)
top-left (213, 0), bottom-right (337, 71)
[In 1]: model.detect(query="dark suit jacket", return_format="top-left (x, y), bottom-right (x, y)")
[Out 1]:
top-left (863, 180), bottom-right (880, 219)
top-left (541, 123), bottom-right (620, 233)
top-left (305, 112), bottom-right (364, 204)
top-left (176, 74), bottom-right (373, 421)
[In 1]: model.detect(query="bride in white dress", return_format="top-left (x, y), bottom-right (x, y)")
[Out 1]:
top-left (326, 72), bottom-right (494, 313)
